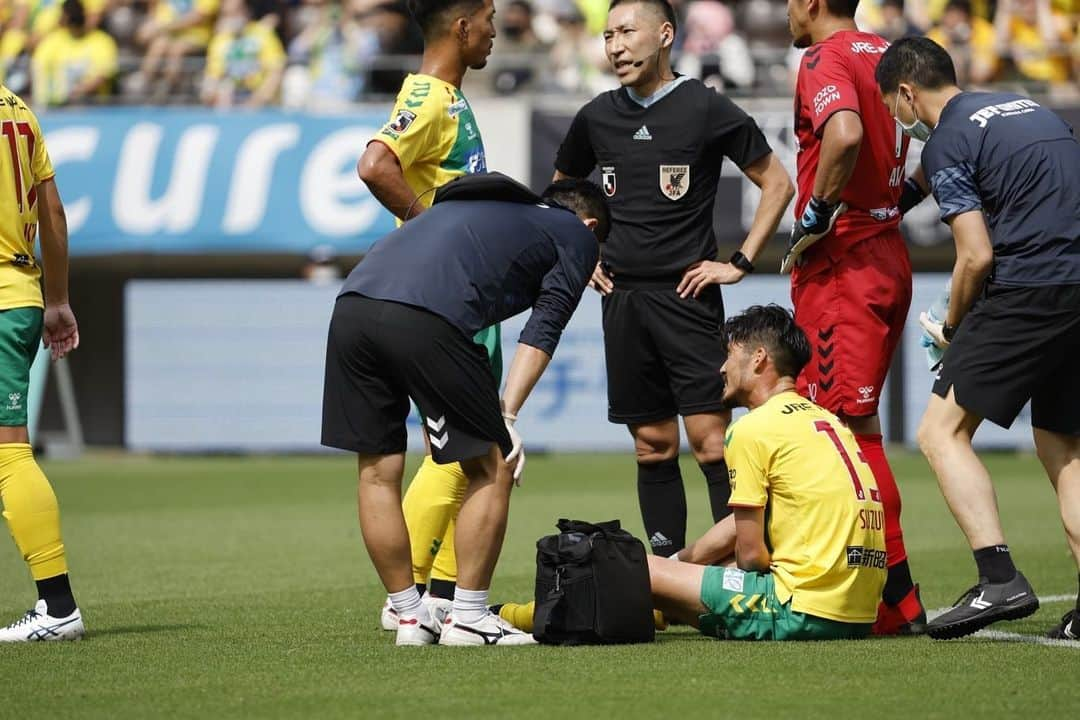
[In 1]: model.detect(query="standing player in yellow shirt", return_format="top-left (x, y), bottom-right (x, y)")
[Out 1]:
top-left (0, 84), bottom-right (83, 642)
top-left (356, 0), bottom-right (496, 627)
top-left (648, 305), bottom-right (887, 640)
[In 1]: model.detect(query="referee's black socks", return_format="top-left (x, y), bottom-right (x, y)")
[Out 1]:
top-left (699, 459), bottom-right (732, 523)
top-left (637, 458), bottom-right (686, 557)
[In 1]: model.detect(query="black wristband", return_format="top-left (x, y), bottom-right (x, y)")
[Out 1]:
top-left (898, 177), bottom-right (927, 215)
top-left (729, 250), bottom-right (755, 274)
top-left (942, 322), bottom-right (957, 342)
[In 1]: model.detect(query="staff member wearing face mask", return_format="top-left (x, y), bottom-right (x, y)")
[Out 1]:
top-left (878, 36), bottom-right (1080, 642)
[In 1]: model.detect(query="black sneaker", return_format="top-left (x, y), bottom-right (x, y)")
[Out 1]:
top-left (927, 572), bottom-right (1039, 640)
top-left (1046, 610), bottom-right (1079, 640)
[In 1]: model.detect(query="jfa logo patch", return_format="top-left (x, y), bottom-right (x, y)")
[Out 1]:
top-left (722, 567), bottom-right (745, 592)
top-left (388, 110), bottom-right (417, 134)
top-left (659, 165), bottom-right (689, 201)
top-left (601, 166), bottom-right (616, 197)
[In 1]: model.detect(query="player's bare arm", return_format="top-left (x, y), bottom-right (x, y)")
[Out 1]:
top-left (677, 153), bottom-right (794, 299)
top-left (358, 142), bottom-right (425, 222)
top-left (672, 514), bottom-right (736, 564)
top-left (37, 178), bottom-right (79, 361)
top-left (734, 506), bottom-right (771, 572)
top-left (814, 110), bottom-right (862, 202)
top-left (944, 210), bottom-right (993, 330)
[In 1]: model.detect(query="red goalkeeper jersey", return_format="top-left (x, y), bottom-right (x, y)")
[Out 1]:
top-left (793, 31), bottom-right (909, 256)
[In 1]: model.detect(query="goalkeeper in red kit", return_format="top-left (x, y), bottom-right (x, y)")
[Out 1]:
top-left (781, 0), bottom-right (926, 634)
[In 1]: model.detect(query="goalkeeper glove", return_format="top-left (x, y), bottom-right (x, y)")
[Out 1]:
top-left (780, 197), bottom-right (846, 274)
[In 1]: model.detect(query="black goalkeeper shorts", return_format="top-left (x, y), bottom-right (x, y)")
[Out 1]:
top-left (933, 283), bottom-right (1080, 434)
top-left (321, 294), bottom-right (512, 462)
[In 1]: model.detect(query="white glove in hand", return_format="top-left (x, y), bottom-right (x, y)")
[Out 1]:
top-left (918, 311), bottom-right (950, 349)
top-left (503, 412), bottom-right (525, 485)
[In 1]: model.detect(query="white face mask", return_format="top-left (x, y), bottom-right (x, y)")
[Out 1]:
top-left (894, 90), bottom-right (932, 142)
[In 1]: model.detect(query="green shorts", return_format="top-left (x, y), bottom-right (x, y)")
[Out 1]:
top-left (0, 307), bottom-right (43, 427)
top-left (472, 324), bottom-right (502, 382)
top-left (699, 566), bottom-right (871, 641)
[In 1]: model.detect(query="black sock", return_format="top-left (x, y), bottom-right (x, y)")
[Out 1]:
top-left (699, 460), bottom-right (732, 523)
top-left (1075, 573), bottom-right (1080, 614)
top-left (973, 545), bottom-right (1017, 584)
top-left (415, 583), bottom-right (427, 597)
top-left (882, 559), bottom-right (915, 605)
top-left (429, 578), bottom-right (455, 600)
top-left (637, 458), bottom-right (686, 557)
top-left (35, 574), bottom-right (76, 617)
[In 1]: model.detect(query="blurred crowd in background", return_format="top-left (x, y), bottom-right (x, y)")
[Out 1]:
top-left (0, 0), bottom-right (1077, 109)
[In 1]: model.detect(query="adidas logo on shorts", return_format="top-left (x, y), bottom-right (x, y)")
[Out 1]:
top-left (649, 531), bottom-right (673, 548)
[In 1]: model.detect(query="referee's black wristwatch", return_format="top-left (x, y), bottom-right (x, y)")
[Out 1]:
top-left (729, 250), bottom-right (755, 274)
top-left (942, 322), bottom-right (957, 342)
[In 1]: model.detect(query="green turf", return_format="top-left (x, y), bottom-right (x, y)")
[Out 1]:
top-left (1, 451), bottom-right (1078, 719)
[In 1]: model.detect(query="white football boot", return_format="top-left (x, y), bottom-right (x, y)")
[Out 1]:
top-left (0, 600), bottom-right (84, 642)
top-left (440, 611), bottom-right (538, 646)
top-left (395, 613), bottom-right (441, 646)
top-left (381, 593), bottom-right (453, 631)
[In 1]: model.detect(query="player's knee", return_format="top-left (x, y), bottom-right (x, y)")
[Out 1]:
top-left (916, 415), bottom-right (945, 459)
top-left (634, 435), bottom-right (678, 465)
top-left (687, 433), bottom-right (725, 464)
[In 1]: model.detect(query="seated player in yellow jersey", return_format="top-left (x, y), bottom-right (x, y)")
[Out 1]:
top-left (201, 0), bottom-right (285, 109)
top-left (355, 0), bottom-right (496, 625)
top-left (31, 0), bottom-right (118, 108)
top-left (647, 305), bottom-right (888, 640)
top-left (0, 84), bottom-right (83, 642)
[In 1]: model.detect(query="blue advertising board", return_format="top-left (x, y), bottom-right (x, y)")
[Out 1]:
top-left (39, 108), bottom-right (396, 254)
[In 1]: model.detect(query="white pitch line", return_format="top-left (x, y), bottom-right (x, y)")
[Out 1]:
top-left (927, 593), bottom-right (1080, 649)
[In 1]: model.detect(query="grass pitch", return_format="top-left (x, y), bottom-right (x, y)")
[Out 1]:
top-left (1, 451), bottom-right (1078, 719)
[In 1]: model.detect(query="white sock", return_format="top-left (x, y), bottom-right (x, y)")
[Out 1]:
top-left (452, 587), bottom-right (489, 625)
top-left (388, 587), bottom-right (429, 623)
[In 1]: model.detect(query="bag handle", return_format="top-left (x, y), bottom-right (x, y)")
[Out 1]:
top-left (556, 518), bottom-right (622, 536)
top-left (532, 568), bottom-right (565, 641)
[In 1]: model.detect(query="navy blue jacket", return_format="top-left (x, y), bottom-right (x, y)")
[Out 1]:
top-left (340, 200), bottom-right (598, 356)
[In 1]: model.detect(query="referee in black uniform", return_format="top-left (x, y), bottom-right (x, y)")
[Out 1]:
top-left (322, 177), bottom-right (609, 645)
top-left (876, 38), bottom-right (1080, 640)
top-left (554, 0), bottom-right (794, 557)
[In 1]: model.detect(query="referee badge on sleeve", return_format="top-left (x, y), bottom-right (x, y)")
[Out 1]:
top-left (601, 166), bottom-right (617, 197)
top-left (660, 165), bottom-right (690, 201)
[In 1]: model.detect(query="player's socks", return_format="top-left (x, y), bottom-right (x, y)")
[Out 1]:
top-left (35, 573), bottom-right (76, 618)
top-left (388, 586), bottom-right (428, 622)
top-left (496, 601), bottom-right (535, 632)
top-left (1075, 572), bottom-right (1080, 614)
top-left (0, 444), bottom-right (69, 582)
top-left (429, 578), bottom-right (455, 600)
top-left (854, 434), bottom-right (910, 569)
top-left (637, 458), bottom-right (686, 557)
top-left (882, 558), bottom-right (915, 606)
top-left (699, 459), bottom-right (732, 522)
top-left (452, 587), bottom-right (489, 625)
top-left (973, 544), bottom-right (1017, 583)
top-left (402, 455), bottom-right (466, 585)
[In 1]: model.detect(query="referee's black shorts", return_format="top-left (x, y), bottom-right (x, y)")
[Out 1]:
top-left (933, 283), bottom-right (1080, 435)
top-left (321, 294), bottom-right (512, 462)
top-left (602, 280), bottom-right (727, 425)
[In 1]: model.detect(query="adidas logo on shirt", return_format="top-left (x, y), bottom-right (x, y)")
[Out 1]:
top-left (649, 531), bottom-right (673, 547)
top-left (633, 125), bottom-right (653, 141)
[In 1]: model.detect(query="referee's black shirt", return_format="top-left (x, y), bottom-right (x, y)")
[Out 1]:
top-left (339, 200), bottom-right (598, 357)
top-left (555, 77), bottom-right (772, 280)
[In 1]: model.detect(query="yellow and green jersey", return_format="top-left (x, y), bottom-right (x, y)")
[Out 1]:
top-left (372, 73), bottom-right (486, 224)
top-left (0, 84), bottom-right (52, 310)
top-left (153, 0), bottom-right (219, 47)
top-left (31, 28), bottom-right (118, 106)
top-left (726, 391), bottom-right (886, 624)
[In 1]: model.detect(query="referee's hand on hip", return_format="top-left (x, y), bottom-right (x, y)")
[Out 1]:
top-left (589, 261), bottom-right (614, 295)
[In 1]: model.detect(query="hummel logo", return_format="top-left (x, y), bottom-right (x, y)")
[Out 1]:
top-left (970, 592), bottom-right (992, 610)
top-left (649, 531), bottom-right (673, 547)
top-left (633, 125), bottom-right (652, 141)
top-left (426, 415), bottom-right (449, 449)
